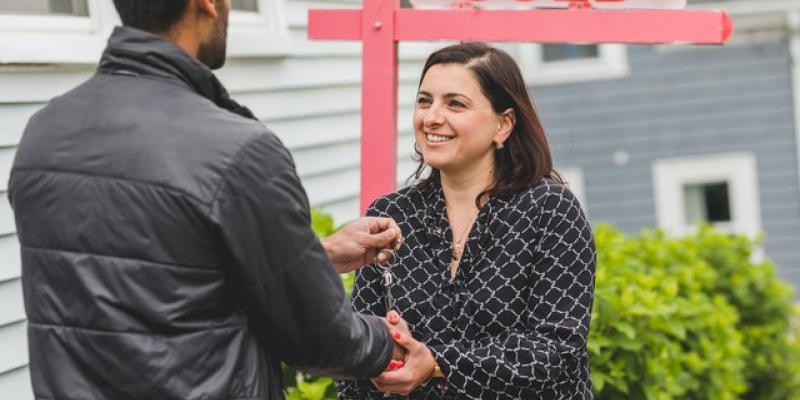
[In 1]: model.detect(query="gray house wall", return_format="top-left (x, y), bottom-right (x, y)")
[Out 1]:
top-left (533, 38), bottom-right (800, 287)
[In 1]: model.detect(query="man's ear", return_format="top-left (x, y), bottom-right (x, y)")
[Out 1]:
top-left (194, 0), bottom-right (220, 19)
top-left (495, 108), bottom-right (515, 144)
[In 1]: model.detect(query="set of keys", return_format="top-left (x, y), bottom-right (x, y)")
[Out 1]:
top-left (376, 247), bottom-right (399, 312)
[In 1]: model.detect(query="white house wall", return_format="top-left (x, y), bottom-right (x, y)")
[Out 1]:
top-left (0, 0), bottom-right (440, 396)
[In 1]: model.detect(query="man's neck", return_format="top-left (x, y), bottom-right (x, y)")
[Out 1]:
top-left (160, 23), bottom-right (201, 60)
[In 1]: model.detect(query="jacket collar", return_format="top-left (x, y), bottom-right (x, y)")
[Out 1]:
top-left (97, 26), bottom-right (256, 120)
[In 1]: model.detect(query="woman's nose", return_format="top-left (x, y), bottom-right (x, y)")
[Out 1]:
top-left (422, 105), bottom-right (445, 127)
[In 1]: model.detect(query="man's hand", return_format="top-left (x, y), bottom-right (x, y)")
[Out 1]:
top-left (372, 311), bottom-right (435, 396)
top-left (321, 217), bottom-right (402, 273)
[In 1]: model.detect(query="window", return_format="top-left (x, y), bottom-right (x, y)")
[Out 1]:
top-left (517, 43), bottom-right (629, 85)
top-left (0, 0), bottom-right (111, 63)
top-left (683, 181), bottom-right (731, 226)
top-left (231, 0), bottom-right (259, 12)
top-left (0, 0), bottom-right (289, 63)
top-left (0, 0), bottom-right (88, 16)
top-left (652, 153), bottom-right (762, 238)
top-left (227, 0), bottom-right (290, 57)
top-left (542, 44), bottom-right (599, 62)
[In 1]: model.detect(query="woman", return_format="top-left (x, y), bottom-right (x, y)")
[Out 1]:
top-left (337, 42), bottom-right (595, 399)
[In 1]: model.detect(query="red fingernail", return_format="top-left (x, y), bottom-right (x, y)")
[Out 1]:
top-left (388, 361), bottom-right (398, 369)
top-left (395, 361), bottom-right (405, 368)
top-left (393, 332), bottom-right (402, 340)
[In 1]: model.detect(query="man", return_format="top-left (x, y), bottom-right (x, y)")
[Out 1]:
top-left (8, 0), bottom-right (404, 399)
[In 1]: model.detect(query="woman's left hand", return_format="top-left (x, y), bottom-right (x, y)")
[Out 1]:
top-left (371, 328), bottom-right (436, 396)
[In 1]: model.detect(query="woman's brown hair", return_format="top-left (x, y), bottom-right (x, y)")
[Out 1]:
top-left (410, 42), bottom-right (562, 206)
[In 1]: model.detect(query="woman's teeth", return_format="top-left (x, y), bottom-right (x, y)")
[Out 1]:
top-left (427, 133), bottom-right (452, 143)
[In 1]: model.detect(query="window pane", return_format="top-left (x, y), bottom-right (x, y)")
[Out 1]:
top-left (0, 0), bottom-right (88, 16)
top-left (683, 182), bottom-right (731, 225)
top-left (542, 44), bottom-right (599, 62)
top-left (231, 0), bottom-right (259, 12)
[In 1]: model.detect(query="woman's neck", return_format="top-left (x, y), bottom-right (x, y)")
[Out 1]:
top-left (440, 164), bottom-right (495, 212)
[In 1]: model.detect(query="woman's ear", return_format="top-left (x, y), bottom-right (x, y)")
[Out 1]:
top-left (495, 108), bottom-right (515, 145)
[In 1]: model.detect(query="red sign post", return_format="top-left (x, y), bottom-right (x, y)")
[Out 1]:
top-left (308, 0), bottom-right (733, 213)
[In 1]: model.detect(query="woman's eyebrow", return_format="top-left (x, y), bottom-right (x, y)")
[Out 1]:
top-left (444, 92), bottom-right (472, 102)
top-left (417, 90), bottom-right (473, 102)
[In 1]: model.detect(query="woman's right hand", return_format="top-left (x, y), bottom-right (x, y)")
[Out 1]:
top-left (382, 310), bottom-right (411, 369)
top-left (372, 311), bottom-right (437, 395)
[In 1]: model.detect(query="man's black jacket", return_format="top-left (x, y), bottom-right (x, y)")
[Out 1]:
top-left (8, 26), bottom-right (392, 400)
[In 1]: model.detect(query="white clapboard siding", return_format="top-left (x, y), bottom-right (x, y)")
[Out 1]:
top-left (269, 104), bottom-right (415, 151)
top-left (242, 82), bottom-right (419, 122)
top-left (0, 235), bottom-right (21, 283)
top-left (220, 57), bottom-right (428, 94)
top-left (0, 66), bottom-right (95, 104)
top-left (293, 138), bottom-right (359, 177)
top-left (0, 280), bottom-right (24, 326)
top-left (268, 112), bottom-right (362, 149)
top-left (0, 196), bottom-right (14, 236)
top-left (0, 321), bottom-right (27, 377)
top-left (0, 366), bottom-right (33, 400)
top-left (0, 147), bottom-right (16, 193)
top-left (0, 104), bottom-right (40, 147)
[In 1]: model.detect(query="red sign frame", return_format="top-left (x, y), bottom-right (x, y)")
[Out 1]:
top-left (308, 0), bottom-right (733, 213)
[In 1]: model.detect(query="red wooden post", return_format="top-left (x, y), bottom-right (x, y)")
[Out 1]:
top-left (308, 2), bottom-right (733, 215)
top-left (360, 0), bottom-right (399, 214)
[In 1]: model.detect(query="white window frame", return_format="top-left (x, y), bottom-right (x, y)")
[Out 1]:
top-left (558, 166), bottom-right (587, 213)
top-left (0, 0), bottom-right (289, 64)
top-left (227, 0), bottom-right (290, 57)
top-left (0, 0), bottom-right (114, 64)
top-left (652, 152), bottom-right (762, 239)
top-left (517, 43), bottom-right (629, 86)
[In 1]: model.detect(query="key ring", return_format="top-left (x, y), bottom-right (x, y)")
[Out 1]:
top-left (375, 244), bottom-right (402, 313)
top-left (375, 248), bottom-right (397, 264)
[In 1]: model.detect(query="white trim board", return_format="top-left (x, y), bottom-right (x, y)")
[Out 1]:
top-left (0, 0), bottom-right (290, 64)
top-left (557, 166), bottom-right (587, 213)
top-left (517, 44), bottom-right (629, 86)
top-left (789, 10), bottom-right (800, 207)
top-left (652, 152), bottom-right (762, 239)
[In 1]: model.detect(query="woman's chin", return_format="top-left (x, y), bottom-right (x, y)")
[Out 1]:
top-left (424, 159), bottom-right (449, 172)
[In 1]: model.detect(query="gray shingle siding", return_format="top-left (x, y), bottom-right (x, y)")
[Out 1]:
top-left (534, 39), bottom-right (800, 288)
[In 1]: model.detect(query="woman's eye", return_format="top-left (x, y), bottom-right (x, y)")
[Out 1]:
top-left (449, 100), bottom-right (466, 108)
top-left (416, 97), bottom-right (432, 105)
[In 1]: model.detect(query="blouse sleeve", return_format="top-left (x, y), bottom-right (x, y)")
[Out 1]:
top-left (335, 201), bottom-right (393, 398)
top-left (429, 185), bottom-right (596, 398)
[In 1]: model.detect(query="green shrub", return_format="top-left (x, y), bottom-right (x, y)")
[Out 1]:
top-left (591, 225), bottom-right (747, 399)
top-left (690, 226), bottom-right (800, 400)
top-left (591, 225), bottom-right (800, 400)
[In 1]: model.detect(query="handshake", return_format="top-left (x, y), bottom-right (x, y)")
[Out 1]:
top-left (319, 216), bottom-right (440, 396)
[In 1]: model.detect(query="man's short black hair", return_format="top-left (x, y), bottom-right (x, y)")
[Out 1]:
top-left (112, 0), bottom-right (189, 33)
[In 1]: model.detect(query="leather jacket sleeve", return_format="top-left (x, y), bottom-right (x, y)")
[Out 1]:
top-left (208, 130), bottom-right (393, 379)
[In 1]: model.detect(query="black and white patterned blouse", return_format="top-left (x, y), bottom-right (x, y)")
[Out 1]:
top-left (336, 179), bottom-right (596, 400)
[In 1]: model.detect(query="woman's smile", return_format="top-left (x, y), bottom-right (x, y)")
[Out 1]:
top-left (425, 132), bottom-right (453, 144)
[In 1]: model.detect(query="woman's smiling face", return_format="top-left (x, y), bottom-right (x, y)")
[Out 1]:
top-left (414, 63), bottom-right (510, 176)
